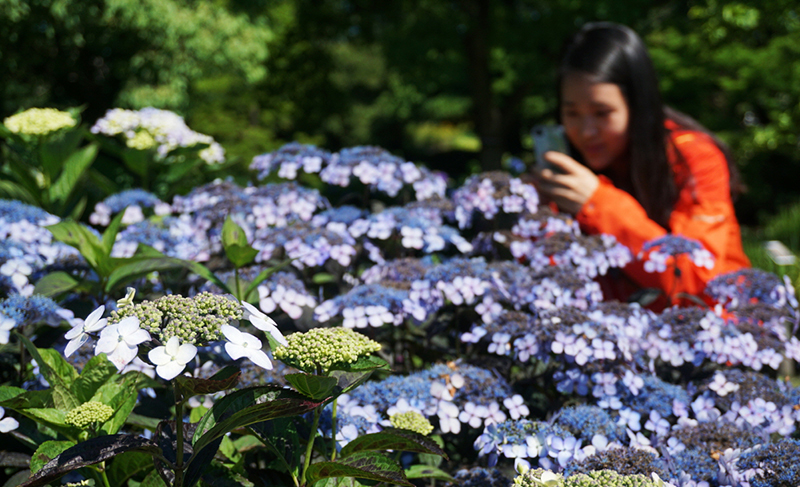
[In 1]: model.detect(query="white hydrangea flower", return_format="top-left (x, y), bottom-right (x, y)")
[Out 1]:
top-left (148, 336), bottom-right (197, 380)
top-left (65, 305), bottom-right (108, 357)
top-left (95, 316), bottom-right (150, 370)
top-left (221, 324), bottom-right (273, 370)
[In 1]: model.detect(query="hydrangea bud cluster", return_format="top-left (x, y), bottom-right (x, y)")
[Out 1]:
top-left (390, 410), bottom-right (434, 435)
top-left (89, 189), bottom-right (171, 227)
top-left (639, 235), bottom-right (714, 273)
top-left (3, 108), bottom-right (76, 136)
top-left (64, 401), bottom-right (114, 429)
top-left (452, 172), bottom-right (539, 229)
top-left (274, 327), bottom-right (381, 374)
top-left (91, 107), bottom-right (225, 164)
top-left (110, 292), bottom-right (241, 345)
top-left (512, 468), bottom-right (562, 487)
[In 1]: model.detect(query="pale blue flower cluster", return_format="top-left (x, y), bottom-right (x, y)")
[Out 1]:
top-left (452, 172), bottom-right (540, 229)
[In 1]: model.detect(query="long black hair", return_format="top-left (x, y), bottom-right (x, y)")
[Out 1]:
top-left (557, 22), bottom-right (740, 229)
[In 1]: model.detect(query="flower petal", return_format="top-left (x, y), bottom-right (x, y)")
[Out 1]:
top-left (64, 325), bottom-right (84, 340)
top-left (247, 349), bottom-right (273, 370)
top-left (95, 335), bottom-right (118, 355)
top-left (117, 316), bottom-right (141, 335)
top-left (108, 345), bottom-right (138, 370)
top-left (225, 342), bottom-right (247, 361)
top-left (148, 346), bottom-right (172, 366)
top-left (165, 336), bottom-right (181, 356)
top-left (221, 324), bottom-right (243, 345)
top-left (124, 328), bottom-right (151, 346)
top-left (156, 361), bottom-right (186, 380)
top-left (175, 344), bottom-right (198, 364)
top-left (84, 305), bottom-right (106, 330)
top-left (65, 334), bottom-right (88, 357)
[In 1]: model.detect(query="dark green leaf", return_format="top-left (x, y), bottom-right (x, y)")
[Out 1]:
top-left (32, 271), bottom-right (79, 298)
top-left (140, 469), bottom-right (169, 487)
top-left (30, 441), bottom-right (75, 474)
top-left (0, 180), bottom-right (36, 205)
top-left (284, 373), bottom-right (337, 400)
top-left (199, 461), bottom-right (256, 487)
top-left (222, 217), bottom-right (258, 268)
top-left (192, 385), bottom-right (321, 452)
top-left (105, 255), bottom-right (187, 292)
top-left (18, 434), bottom-right (159, 487)
top-left (175, 366), bottom-right (240, 400)
top-left (121, 148), bottom-right (154, 179)
top-left (155, 420), bottom-right (221, 487)
top-left (49, 143), bottom-right (98, 206)
top-left (311, 273), bottom-right (336, 284)
top-left (107, 451), bottom-right (156, 486)
top-left (404, 465), bottom-right (454, 481)
top-left (46, 221), bottom-right (104, 270)
top-left (39, 126), bottom-right (83, 177)
top-left (71, 353), bottom-right (118, 403)
top-left (329, 354), bottom-right (389, 373)
top-left (101, 211), bottom-right (126, 258)
top-left (126, 413), bottom-right (162, 431)
top-left (249, 417), bottom-right (303, 475)
top-left (17, 334), bottom-right (79, 411)
top-left (306, 452), bottom-right (412, 487)
top-left (339, 428), bottom-right (447, 459)
top-left (329, 370), bottom-right (376, 397)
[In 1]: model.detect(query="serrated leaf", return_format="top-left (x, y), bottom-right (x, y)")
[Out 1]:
top-left (306, 451), bottom-right (412, 487)
top-left (339, 428), bottom-right (447, 459)
top-left (175, 366), bottom-right (240, 400)
top-left (329, 354), bottom-right (390, 373)
top-left (107, 451), bottom-right (155, 486)
top-left (19, 434), bottom-right (159, 487)
top-left (71, 353), bottom-right (118, 403)
top-left (284, 373), bottom-right (337, 400)
top-left (32, 271), bottom-right (79, 298)
top-left (30, 441), bottom-right (75, 474)
top-left (404, 465), bottom-right (454, 481)
top-left (17, 335), bottom-right (79, 411)
top-left (140, 469), bottom-right (168, 487)
top-left (0, 385), bottom-right (25, 403)
top-left (192, 385), bottom-right (321, 452)
top-left (95, 379), bottom-right (141, 436)
top-left (49, 143), bottom-right (98, 206)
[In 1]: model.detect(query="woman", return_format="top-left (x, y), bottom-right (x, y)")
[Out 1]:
top-left (534, 22), bottom-right (750, 306)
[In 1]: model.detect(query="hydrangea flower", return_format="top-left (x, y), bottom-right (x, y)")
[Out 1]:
top-left (220, 325), bottom-right (273, 370)
top-left (64, 401), bottom-right (115, 429)
top-left (250, 142), bottom-right (333, 181)
top-left (639, 235), bottom-right (714, 273)
top-left (3, 107), bottom-right (76, 135)
top-left (274, 327), bottom-right (381, 374)
top-left (390, 410), bottom-right (434, 435)
top-left (95, 316), bottom-right (151, 370)
top-left (64, 305), bottom-right (107, 357)
top-left (148, 336), bottom-right (198, 380)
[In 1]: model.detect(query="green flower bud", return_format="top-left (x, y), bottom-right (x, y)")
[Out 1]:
top-left (126, 130), bottom-right (157, 150)
top-left (64, 401), bottom-right (114, 429)
top-left (274, 327), bottom-right (381, 374)
top-left (562, 470), bottom-right (663, 487)
top-left (389, 411), bottom-right (434, 436)
top-left (3, 108), bottom-right (76, 135)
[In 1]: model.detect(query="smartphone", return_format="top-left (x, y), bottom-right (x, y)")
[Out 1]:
top-left (532, 125), bottom-right (569, 172)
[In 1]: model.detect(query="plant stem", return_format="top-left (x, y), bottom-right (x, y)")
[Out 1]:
top-left (301, 405), bottom-right (322, 484)
top-left (330, 399), bottom-right (338, 461)
top-left (174, 383), bottom-right (186, 487)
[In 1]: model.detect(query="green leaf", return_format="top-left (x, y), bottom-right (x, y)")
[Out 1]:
top-left (19, 435), bottom-right (160, 487)
top-left (284, 373), bottom-right (337, 400)
top-left (222, 216), bottom-right (258, 268)
top-left (17, 334), bottom-right (79, 411)
top-left (243, 259), bottom-right (294, 298)
top-left (0, 385), bottom-right (25, 403)
top-left (32, 271), bottom-right (79, 298)
top-left (175, 365), bottom-right (240, 401)
top-left (49, 143), bottom-right (98, 206)
top-left (191, 385), bottom-right (321, 453)
top-left (339, 428), bottom-right (448, 459)
top-left (107, 451), bottom-right (156, 486)
top-left (126, 413), bottom-right (161, 431)
top-left (92, 374), bottom-right (145, 436)
top-left (121, 148), bottom-right (154, 179)
top-left (312, 273), bottom-right (336, 284)
top-left (30, 441), bottom-right (76, 474)
top-left (0, 179), bottom-right (37, 205)
top-left (199, 461), bottom-right (256, 487)
top-left (140, 469), bottom-right (169, 487)
top-left (328, 370), bottom-right (376, 397)
top-left (46, 220), bottom-right (104, 271)
top-left (105, 255), bottom-right (186, 292)
top-left (404, 465), bottom-right (454, 482)
top-left (39, 126), bottom-right (83, 178)
top-left (329, 354), bottom-right (390, 373)
top-left (101, 211), bottom-right (126, 258)
top-left (305, 452), bottom-right (412, 487)
top-left (71, 353), bottom-right (118, 403)
top-left (248, 417), bottom-right (302, 476)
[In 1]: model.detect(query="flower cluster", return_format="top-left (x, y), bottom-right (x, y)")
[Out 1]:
top-left (91, 107), bottom-right (224, 164)
top-left (390, 411), bottom-right (434, 435)
top-left (3, 107), bottom-right (76, 136)
top-left (452, 172), bottom-right (539, 229)
top-left (89, 189), bottom-right (171, 227)
top-left (253, 223), bottom-right (357, 268)
top-left (251, 142), bottom-right (332, 181)
top-left (510, 233), bottom-right (632, 279)
top-left (639, 235), bottom-right (714, 273)
top-left (315, 283), bottom-right (421, 328)
top-left (64, 401), bottom-right (114, 429)
top-left (273, 327), bottom-right (381, 373)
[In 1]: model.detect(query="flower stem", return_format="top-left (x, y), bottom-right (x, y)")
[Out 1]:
top-left (330, 399), bottom-right (338, 461)
top-left (301, 405), bottom-right (322, 484)
top-left (174, 383), bottom-right (186, 486)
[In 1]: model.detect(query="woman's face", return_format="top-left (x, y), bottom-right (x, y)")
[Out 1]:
top-left (560, 73), bottom-right (630, 172)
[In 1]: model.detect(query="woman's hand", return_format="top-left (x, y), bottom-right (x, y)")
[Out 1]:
top-left (533, 151), bottom-right (600, 215)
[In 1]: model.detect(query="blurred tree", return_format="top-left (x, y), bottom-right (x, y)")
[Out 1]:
top-left (0, 0), bottom-right (272, 121)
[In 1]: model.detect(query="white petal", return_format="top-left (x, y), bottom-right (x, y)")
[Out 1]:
top-left (124, 328), bottom-right (151, 346)
top-left (241, 301), bottom-right (264, 320)
top-left (84, 306), bottom-right (106, 329)
top-left (148, 346), bottom-right (172, 366)
top-left (0, 416), bottom-right (19, 433)
top-left (225, 342), bottom-right (248, 361)
top-left (65, 335), bottom-right (88, 357)
top-left (221, 324), bottom-right (243, 345)
top-left (247, 349), bottom-right (273, 370)
top-left (156, 361), bottom-right (187, 380)
top-left (175, 344), bottom-right (197, 364)
top-left (117, 316), bottom-right (141, 335)
top-left (95, 335), bottom-right (118, 355)
top-left (65, 325), bottom-right (84, 340)
top-left (99, 324), bottom-right (120, 340)
top-left (240, 332), bottom-right (263, 349)
top-left (108, 345), bottom-right (138, 370)
top-left (165, 336), bottom-right (181, 356)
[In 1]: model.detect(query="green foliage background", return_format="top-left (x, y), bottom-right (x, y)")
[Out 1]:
top-left (2, 0), bottom-right (800, 224)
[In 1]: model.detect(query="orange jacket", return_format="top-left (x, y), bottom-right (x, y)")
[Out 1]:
top-left (575, 121), bottom-right (750, 306)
